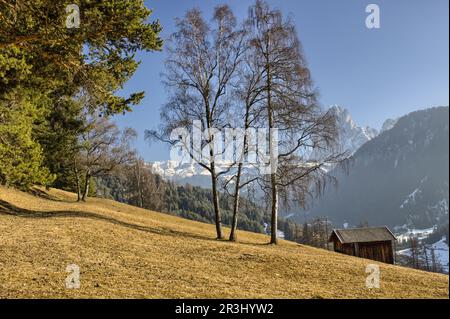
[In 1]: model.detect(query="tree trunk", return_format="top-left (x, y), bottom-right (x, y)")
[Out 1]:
top-left (74, 165), bottom-right (81, 202)
top-left (210, 164), bottom-right (224, 239)
top-left (423, 246), bottom-right (430, 271)
top-left (431, 248), bottom-right (437, 272)
top-left (81, 172), bottom-right (90, 202)
top-left (229, 163), bottom-right (243, 242)
top-left (135, 161), bottom-right (144, 208)
top-left (229, 107), bottom-right (250, 242)
top-left (265, 39), bottom-right (278, 245)
top-left (205, 99), bottom-right (223, 240)
top-left (270, 174), bottom-right (278, 244)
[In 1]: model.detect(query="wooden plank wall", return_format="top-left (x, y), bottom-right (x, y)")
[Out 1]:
top-left (331, 240), bottom-right (394, 264)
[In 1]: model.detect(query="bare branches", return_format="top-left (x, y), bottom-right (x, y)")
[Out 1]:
top-left (149, 2), bottom-right (346, 243)
top-left (243, 0), bottom-right (348, 244)
top-left (152, 5), bottom-right (247, 239)
top-left (77, 114), bottom-right (136, 201)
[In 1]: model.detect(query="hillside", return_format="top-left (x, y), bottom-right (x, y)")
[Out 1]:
top-left (97, 176), bottom-right (271, 235)
top-left (305, 106), bottom-right (449, 229)
top-left (0, 186), bottom-right (448, 299)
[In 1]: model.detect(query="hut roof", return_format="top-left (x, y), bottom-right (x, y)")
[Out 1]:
top-left (329, 226), bottom-right (396, 244)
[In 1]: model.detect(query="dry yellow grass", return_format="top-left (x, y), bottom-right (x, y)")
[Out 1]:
top-left (0, 186), bottom-right (448, 299)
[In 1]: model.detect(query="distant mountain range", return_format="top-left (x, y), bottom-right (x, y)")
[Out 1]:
top-left (148, 161), bottom-right (212, 188)
top-left (148, 106), bottom-right (449, 231)
top-left (149, 105), bottom-right (385, 187)
top-left (302, 106), bottom-right (449, 229)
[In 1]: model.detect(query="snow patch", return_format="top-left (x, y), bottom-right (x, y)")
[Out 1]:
top-left (400, 188), bottom-right (421, 209)
top-left (398, 237), bottom-right (449, 273)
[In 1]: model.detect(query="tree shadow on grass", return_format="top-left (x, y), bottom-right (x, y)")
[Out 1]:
top-left (27, 187), bottom-right (77, 203)
top-left (0, 199), bottom-right (213, 243)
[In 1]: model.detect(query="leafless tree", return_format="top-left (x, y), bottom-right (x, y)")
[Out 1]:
top-left (147, 5), bottom-right (245, 239)
top-left (409, 237), bottom-right (420, 268)
top-left (126, 157), bottom-right (165, 211)
top-left (222, 25), bottom-right (267, 242)
top-left (430, 247), bottom-right (441, 273)
top-left (78, 115), bottom-right (136, 201)
top-left (247, 0), bottom-right (346, 244)
top-left (423, 245), bottom-right (430, 271)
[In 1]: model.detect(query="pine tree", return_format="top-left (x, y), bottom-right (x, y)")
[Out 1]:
top-left (1, 1), bottom-right (163, 190)
top-left (0, 89), bottom-right (53, 188)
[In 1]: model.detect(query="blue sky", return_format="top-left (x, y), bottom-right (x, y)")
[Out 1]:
top-left (113, 0), bottom-right (449, 161)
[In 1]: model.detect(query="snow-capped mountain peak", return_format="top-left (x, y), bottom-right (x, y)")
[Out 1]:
top-left (149, 106), bottom-right (379, 186)
top-left (329, 105), bottom-right (378, 155)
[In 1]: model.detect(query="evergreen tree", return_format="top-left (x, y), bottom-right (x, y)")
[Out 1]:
top-left (1, 1), bottom-right (163, 189)
top-left (0, 89), bottom-right (53, 188)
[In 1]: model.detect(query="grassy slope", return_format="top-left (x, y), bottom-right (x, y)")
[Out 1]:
top-left (0, 186), bottom-right (448, 299)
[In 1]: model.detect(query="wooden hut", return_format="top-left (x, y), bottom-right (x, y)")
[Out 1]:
top-left (328, 226), bottom-right (397, 264)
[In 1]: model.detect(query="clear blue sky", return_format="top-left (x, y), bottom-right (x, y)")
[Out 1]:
top-left (113, 0), bottom-right (449, 162)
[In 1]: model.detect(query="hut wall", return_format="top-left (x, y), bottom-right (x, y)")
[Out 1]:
top-left (332, 239), bottom-right (394, 264)
top-left (356, 241), bottom-right (394, 264)
top-left (334, 241), bottom-right (355, 255)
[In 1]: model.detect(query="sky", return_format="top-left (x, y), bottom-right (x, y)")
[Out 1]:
top-left (113, 0), bottom-right (449, 162)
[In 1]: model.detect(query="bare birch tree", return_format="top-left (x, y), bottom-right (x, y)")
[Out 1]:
top-left (148, 6), bottom-right (245, 239)
top-left (247, 1), bottom-right (345, 244)
top-left (223, 24), bottom-right (267, 242)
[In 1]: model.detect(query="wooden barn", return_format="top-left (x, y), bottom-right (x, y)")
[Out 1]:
top-left (328, 226), bottom-right (397, 264)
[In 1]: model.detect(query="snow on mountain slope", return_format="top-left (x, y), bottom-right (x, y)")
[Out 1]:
top-left (432, 238), bottom-right (450, 273)
top-left (147, 161), bottom-right (213, 188)
top-left (149, 106), bottom-right (378, 187)
top-left (149, 161), bottom-right (209, 179)
top-left (329, 105), bottom-right (378, 155)
top-left (381, 118), bottom-right (398, 133)
top-left (395, 226), bottom-right (437, 244)
top-left (398, 237), bottom-right (449, 273)
top-left (400, 188), bottom-right (422, 209)
top-left (304, 106), bottom-right (449, 229)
